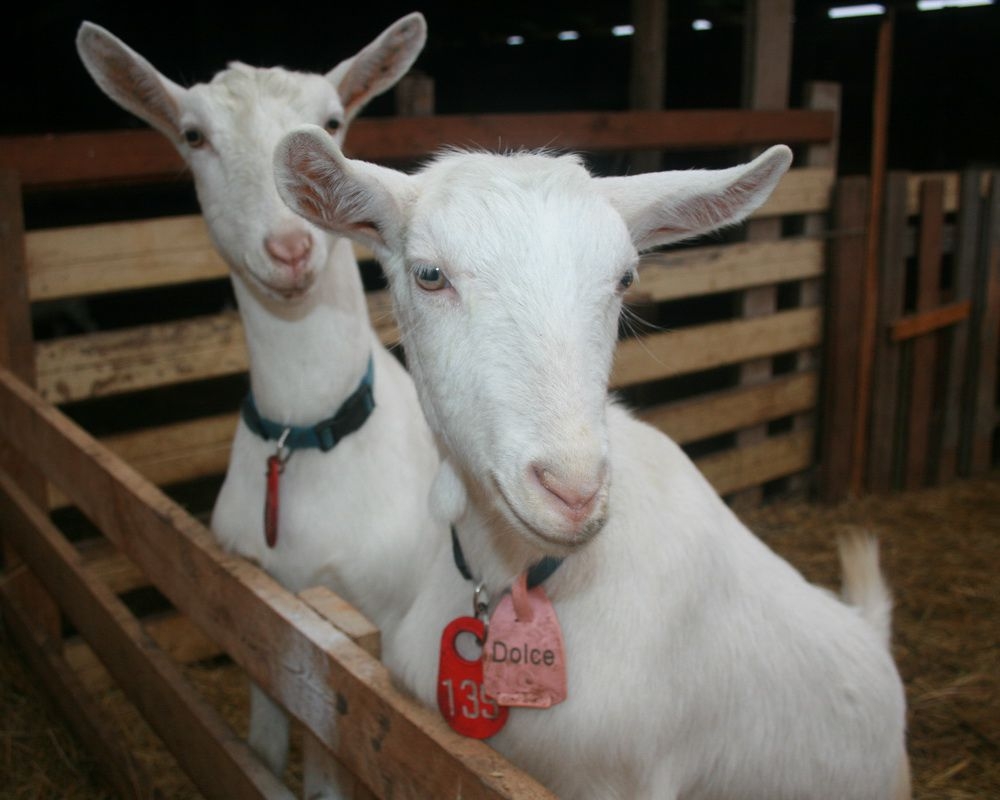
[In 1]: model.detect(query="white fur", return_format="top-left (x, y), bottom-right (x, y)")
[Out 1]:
top-left (77, 17), bottom-right (442, 791)
top-left (276, 132), bottom-right (910, 799)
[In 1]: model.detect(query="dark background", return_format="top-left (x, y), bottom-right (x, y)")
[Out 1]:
top-left (3, 1), bottom-right (999, 174)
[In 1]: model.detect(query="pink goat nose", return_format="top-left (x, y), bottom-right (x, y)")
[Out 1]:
top-left (533, 464), bottom-right (605, 517)
top-left (265, 230), bottom-right (312, 269)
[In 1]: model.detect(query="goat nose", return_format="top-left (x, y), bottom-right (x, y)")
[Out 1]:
top-left (265, 230), bottom-right (312, 269)
top-left (532, 462), bottom-right (606, 518)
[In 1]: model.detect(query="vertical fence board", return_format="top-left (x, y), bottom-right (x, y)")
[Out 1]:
top-left (904, 180), bottom-right (945, 488)
top-left (868, 173), bottom-right (909, 491)
top-left (820, 177), bottom-right (868, 501)
top-left (941, 171), bottom-right (981, 480)
top-left (968, 172), bottom-right (1000, 471)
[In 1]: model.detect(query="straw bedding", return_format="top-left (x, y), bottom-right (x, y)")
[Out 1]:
top-left (2, 471), bottom-right (998, 798)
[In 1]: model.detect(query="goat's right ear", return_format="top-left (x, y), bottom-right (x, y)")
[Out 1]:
top-left (76, 21), bottom-right (186, 142)
top-left (274, 125), bottom-right (411, 253)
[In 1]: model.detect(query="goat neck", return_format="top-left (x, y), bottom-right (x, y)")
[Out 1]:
top-left (232, 235), bottom-right (373, 426)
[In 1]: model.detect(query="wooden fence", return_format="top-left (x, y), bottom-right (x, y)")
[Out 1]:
top-left (820, 170), bottom-right (1000, 500)
top-left (0, 96), bottom-right (839, 798)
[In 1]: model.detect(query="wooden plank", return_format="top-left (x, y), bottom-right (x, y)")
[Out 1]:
top-left (0, 571), bottom-right (167, 800)
top-left (639, 371), bottom-right (818, 445)
top-left (48, 413), bottom-right (236, 509)
top-left (948, 171), bottom-right (985, 478)
top-left (819, 176), bottom-right (868, 501)
top-left (34, 310), bottom-right (248, 403)
top-left (969, 172), bottom-right (1000, 472)
top-left (0, 470), bottom-right (295, 800)
top-left (743, 0), bottom-right (793, 111)
top-left (867, 174), bottom-right (909, 492)
top-left (26, 215), bottom-right (376, 301)
top-left (905, 171), bottom-right (991, 216)
top-left (299, 586), bottom-right (381, 660)
top-left (627, 0), bottom-right (667, 174)
top-left (34, 300), bottom-right (397, 405)
top-left (76, 537), bottom-right (148, 595)
top-left (64, 611), bottom-right (222, 695)
top-left (889, 301), bottom-right (971, 342)
top-left (0, 367), bottom-right (554, 800)
top-left (752, 167), bottom-right (834, 219)
top-left (904, 179), bottom-right (945, 489)
top-left (696, 428), bottom-right (814, 496)
top-left (611, 308), bottom-right (821, 390)
top-left (1, 111), bottom-right (835, 189)
top-left (630, 238), bottom-right (823, 304)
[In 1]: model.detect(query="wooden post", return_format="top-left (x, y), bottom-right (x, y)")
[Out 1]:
top-left (732, 0), bottom-right (793, 507)
top-left (950, 171), bottom-right (985, 477)
top-left (904, 179), bottom-right (945, 489)
top-left (629, 0), bottom-right (667, 174)
top-left (0, 168), bottom-right (61, 639)
top-left (867, 173), bottom-right (908, 492)
top-left (819, 177), bottom-right (869, 501)
top-left (967, 172), bottom-right (1000, 472)
top-left (850, 7), bottom-right (895, 495)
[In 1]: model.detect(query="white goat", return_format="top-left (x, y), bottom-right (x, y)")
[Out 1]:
top-left (76, 17), bottom-right (442, 786)
top-left (275, 130), bottom-right (911, 800)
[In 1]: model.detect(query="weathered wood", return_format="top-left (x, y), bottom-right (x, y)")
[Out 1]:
top-left (697, 429), bottom-right (814, 497)
top-left (968, 172), bottom-right (1000, 473)
top-left (0, 168), bottom-right (61, 641)
top-left (0, 571), bottom-right (167, 800)
top-left (904, 180), bottom-right (945, 489)
top-left (612, 308), bottom-right (822, 390)
top-left (1, 111), bottom-right (836, 189)
top-left (639, 371), bottom-right (817, 445)
top-left (867, 174), bottom-right (909, 492)
top-left (889, 301), bottom-right (971, 343)
top-left (76, 537), bottom-right (148, 595)
top-left (631, 238), bottom-right (823, 304)
top-left (64, 611), bottom-right (222, 695)
top-left (0, 367), bottom-right (555, 800)
top-left (299, 586), bottom-right (381, 661)
top-left (0, 469), bottom-right (295, 800)
top-left (905, 171), bottom-right (991, 216)
top-left (949, 171), bottom-right (985, 478)
top-left (35, 310), bottom-right (248, 403)
top-left (743, 0), bottom-right (793, 111)
top-left (853, 11), bottom-right (896, 496)
top-left (25, 215), bottom-right (375, 302)
top-left (752, 167), bottom-right (834, 219)
top-left (820, 176), bottom-right (868, 501)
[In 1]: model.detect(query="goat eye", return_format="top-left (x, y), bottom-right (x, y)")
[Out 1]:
top-left (414, 265), bottom-right (451, 292)
top-left (618, 270), bottom-right (636, 292)
top-left (183, 128), bottom-right (206, 148)
top-left (325, 117), bottom-right (343, 133)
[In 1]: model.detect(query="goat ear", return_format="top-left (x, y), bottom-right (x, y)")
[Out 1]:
top-left (327, 12), bottom-right (427, 123)
top-left (76, 22), bottom-right (186, 142)
top-left (274, 125), bottom-right (410, 252)
top-left (598, 145), bottom-right (793, 250)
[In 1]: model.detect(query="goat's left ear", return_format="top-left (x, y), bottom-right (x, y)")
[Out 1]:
top-left (274, 124), bottom-right (411, 253)
top-left (327, 12), bottom-right (427, 123)
top-left (598, 145), bottom-right (793, 251)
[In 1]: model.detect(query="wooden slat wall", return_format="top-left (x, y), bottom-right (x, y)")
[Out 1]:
top-left (0, 105), bottom-right (839, 797)
top-left (828, 169), bottom-right (999, 500)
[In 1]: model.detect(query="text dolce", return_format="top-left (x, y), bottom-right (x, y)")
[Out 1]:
top-left (490, 639), bottom-right (557, 666)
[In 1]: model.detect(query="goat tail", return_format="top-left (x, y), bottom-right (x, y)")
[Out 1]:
top-left (837, 528), bottom-right (894, 649)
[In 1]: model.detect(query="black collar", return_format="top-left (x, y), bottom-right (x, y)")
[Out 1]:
top-left (450, 525), bottom-right (563, 590)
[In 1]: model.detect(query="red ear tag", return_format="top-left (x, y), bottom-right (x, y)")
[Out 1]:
top-left (437, 616), bottom-right (509, 739)
top-left (264, 455), bottom-right (283, 548)
top-left (483, 573), bottom-right (567, 709)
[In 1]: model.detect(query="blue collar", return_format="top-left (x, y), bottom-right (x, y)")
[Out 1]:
top-left (450, 525), bottom-right (563, 590)
top-left (240, 355), bottom-right (375, 452)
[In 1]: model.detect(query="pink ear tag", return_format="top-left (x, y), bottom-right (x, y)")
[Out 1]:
top-left (483, 573), bottom-right (567, 708)
top-left (437, 616), bottom-right (509, 739)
